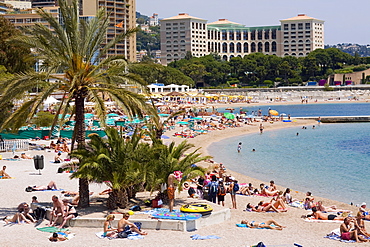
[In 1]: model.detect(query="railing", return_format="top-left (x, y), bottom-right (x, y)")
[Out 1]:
top-left (0, 139), bottom-right (29, 153)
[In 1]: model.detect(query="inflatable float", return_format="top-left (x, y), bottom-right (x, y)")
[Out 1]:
top-left (180, 203), bottom-right (213, 216)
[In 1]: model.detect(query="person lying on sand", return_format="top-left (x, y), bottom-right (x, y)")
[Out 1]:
top-left (3, 212), bottom-right (32, 224)
top-left (49, 232), bottom-right (67, 242)
top-left (20, 153), bottom-right (33, 159)
top-left (246, 201), bottom-right (286, 213)
top-left (240, 219), bottom-right (286, 230)
top-left (316, 201), bottom-right (351, 213)
top-left (31, 181), bottom-right (58, 191)
top-left (305, 207), bottom-right (345, 220)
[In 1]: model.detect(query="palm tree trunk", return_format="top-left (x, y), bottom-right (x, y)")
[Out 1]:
top-left (75, 92), bottom-right (89, 208)
top-left (107, 189), bottom-right (128, 209)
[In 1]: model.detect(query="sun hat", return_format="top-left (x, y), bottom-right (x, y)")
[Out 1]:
top-left (361, 202), bottom-right (366, 206)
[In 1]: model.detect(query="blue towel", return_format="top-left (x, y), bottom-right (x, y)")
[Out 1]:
top-left (127, 232), bottom-right (144, 240)
top-left (190, 234), bottom-right (220, 240)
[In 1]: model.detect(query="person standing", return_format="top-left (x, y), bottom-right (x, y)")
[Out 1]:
top-left (229, 179), bottom-right (238, 209)
top-left (259, 124), bottom-right (264, 134)
top-left (217, 181), bottom-right (226, 206)
top-left (237, 142), bottom-right (242, 153)
top-left (207, 175), bottom-right (218, 204)
top-left (167, 171), bottom-right (182, 212)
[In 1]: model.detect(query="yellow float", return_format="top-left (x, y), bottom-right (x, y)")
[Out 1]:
top-left (180, 203), bottom-right (213, 216)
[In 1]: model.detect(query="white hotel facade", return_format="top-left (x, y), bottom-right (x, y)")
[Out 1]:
top-left (160, 13), bottom-right (324, 65)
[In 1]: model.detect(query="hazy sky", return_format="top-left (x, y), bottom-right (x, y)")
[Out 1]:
top-left (137, 0), bottom-right (369, 45)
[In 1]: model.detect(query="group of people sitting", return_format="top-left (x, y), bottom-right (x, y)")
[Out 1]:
top-left (103, 213), bottom-right (147, 238)
top-left (49, 138), bottom-right (70, 153)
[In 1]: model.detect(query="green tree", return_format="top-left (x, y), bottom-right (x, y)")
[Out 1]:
top-left (0, 16), bottom-right (35, 73)
top-left (31, 111), bottom-right (55, 127)
top-left (0, 0), bottom-right (155, 207)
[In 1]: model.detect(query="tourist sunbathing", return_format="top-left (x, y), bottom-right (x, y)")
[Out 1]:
top-left (270, 192), bottom-right (288, 210)
top-left (340, 217), bottom-right (368, 242)
top-left (49, 141), bottom-right (56, 149)
top-left (0, 165), bottom-right (11, 179)
top-left (17, 202), bottom-right (36, 223)
top-left (54, 153), bottom-right (63, 163)
top-left (316, 201), bottom-right (351, 213)
top-left (21, 153), bottom-right (33, 159)
top-left (117, 213), bottom-right (147, 237)
top-left (49, 232), bottom-right (67, 242)
top-left (61, 191), bottom-right (93, 205)
top-left (304, 192), bottom-right (315, 209)
top-left (240, 219), bottom-right (286, 230)
top-left (239, 183), bottom-right (255, 195)
top-left (3, 212), bottom-right (31, 224)
top-left (58, 199), bottom-right (78, 229)
top-left (31, 181), bottom-right (58, 191)
top-left (48, 195), bottom-right (64, 227)
top-left (246, 201), bottom-right (285, 213)
top-left (354, 211), bottom-right (370, 238)
top-left (307, 207), bottom-right (345, 221)
top-left (259, 183), bottom-right (279, 196)
top-left (103, 214), bottom-right (118, 238)
top-left (268, 180), bottom-right (277, 192)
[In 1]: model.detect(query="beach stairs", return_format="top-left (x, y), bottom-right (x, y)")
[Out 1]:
top-left (68, 207), bottom-right (230, 231)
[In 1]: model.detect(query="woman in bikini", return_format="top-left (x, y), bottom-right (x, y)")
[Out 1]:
top-left (354, 211), bottom-right (370, 237)
top-left (103, 214), bottom-right (117, 238)
top-left (240, 219), bottom-right (286, 230)
top-left (58, 199), bottom-right (78, 229)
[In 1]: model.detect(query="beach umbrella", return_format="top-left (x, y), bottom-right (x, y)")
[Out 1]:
top-left (159, 113), bottom-right (170, 117)
top-left (84, 113), bottom-right (94, 119)
top-left (269, 110), bottom-right (279, 116)
top-left (107, 113), bottom-right (119, 117)
top-left (223, 112), bottom-right (235, 120)
top-left (177, 121), bottom-right (189, 125)
top-left (192, 117), bottom-right (203, 120)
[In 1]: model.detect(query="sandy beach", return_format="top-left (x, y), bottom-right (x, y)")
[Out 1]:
top-left (1, 101), bottom-right (368, 246)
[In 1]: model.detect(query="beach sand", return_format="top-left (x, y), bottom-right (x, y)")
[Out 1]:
top-left (1, 112), bottom-right (367, 246)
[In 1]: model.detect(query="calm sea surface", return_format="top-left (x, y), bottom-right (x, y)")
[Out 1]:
top-left (218, 102), bottom-right (370, 117)
top-left (209, 104), bottom-right (370, 204)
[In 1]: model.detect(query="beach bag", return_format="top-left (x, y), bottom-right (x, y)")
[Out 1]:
top-left (218, 185), bottom-right (226, 196)
top-left (233, 183), bottom-right (240, 192)
top-left (117, 231), bottom-right (128, 238)
top-left (209, 181), bottom-right (218, 194)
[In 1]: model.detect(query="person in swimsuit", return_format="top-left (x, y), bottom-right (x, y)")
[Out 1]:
top-left (240, 219), bottom-right (286, 230)
top-left (103, 214), bottom-right (117, 238)
top-left (0, 166), bottom-right (11, 179)
top-left (354, 211), bottom-right (370, 237)
top-left (309, 207), bottom-right (344, 221)
top-left (48, 195), bottom-right (64, 226)
top-left (237, 142), bottom-right (242, 153)
top-left (117, 213), bottom-right (147, 237)
top-left (32, 181), bottom-right (58, 191)
top-left (58, 199), bottom-right (78, 229)
top-left (340, 217), bottom-right (368, 242)
top-left (167, 171), bottom-right (182, 212)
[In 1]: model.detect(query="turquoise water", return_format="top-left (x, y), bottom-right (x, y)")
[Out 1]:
top-left (219, 103), bottom-right (370, 117)
top-left (208, 122), bottom-right (370, 204)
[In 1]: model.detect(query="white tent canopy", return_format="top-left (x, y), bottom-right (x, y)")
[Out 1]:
top-left (44, 96), bottom-right (60, 105)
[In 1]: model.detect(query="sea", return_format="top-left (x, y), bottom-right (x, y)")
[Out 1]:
top-left (208, 103), bottom-right (370, 205)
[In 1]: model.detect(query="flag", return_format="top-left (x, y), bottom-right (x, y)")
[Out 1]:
top-left (115, 21), bottom-right (123, 28)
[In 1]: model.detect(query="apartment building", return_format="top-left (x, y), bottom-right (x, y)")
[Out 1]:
top-left (160, 13), bottom-right (208, 65)
top-left (280, 14), bottom-right (324, 56)
top-left (160, 13), bottom-right (324, 65)
top-left (2, 0), bottom-right (136, 61)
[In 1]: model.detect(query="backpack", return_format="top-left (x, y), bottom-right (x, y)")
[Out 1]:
top-left (209, 181), bottom-right (218, 194)
top-left (233, 183), bottom-right (240, 192)
top-left (218, 185), bottom-right (226, 196)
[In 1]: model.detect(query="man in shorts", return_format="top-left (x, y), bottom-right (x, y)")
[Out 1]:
top-left (167, 171), bottom-right (182, 212)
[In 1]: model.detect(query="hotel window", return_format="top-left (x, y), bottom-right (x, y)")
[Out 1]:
top-left (173, 23), bottom-right (178, 25)
top-left (298, 23), bottom-right (303, 30)
top-left (180, 22), bottom-right (185, 25)
top-left (166, 23), bottom-right (171, 26)
top-left (291, 24), bottom-right (296, 30)
top-left (305, 23), bottom-right (310, 29)
top-left (229, 32), bottom-right (234, 40)
top-left (284, 24), bottom-right (288, 30)
top-left (243, 32), bottom-right (248, 40)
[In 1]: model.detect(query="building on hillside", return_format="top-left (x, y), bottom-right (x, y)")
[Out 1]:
top-left (0, 1), bottom-right (11, 14)
top-left (31, 0), bottom-right (57, 8)
top-left (160, 13), bottom-right (324, 65)
top-left (149, 13), bottom-right (158, 26)
top-left (2, 0), bottom-right (137, 62)
top-left (147, 83), bottom-right (189, 93)
top-left (328, 68), bottom-right (370, 85)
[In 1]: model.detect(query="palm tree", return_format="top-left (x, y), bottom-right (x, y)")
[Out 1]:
top-left (70, 128), bottom-right (151, 209)
top-left (0, 0), bottom-right (155, 207)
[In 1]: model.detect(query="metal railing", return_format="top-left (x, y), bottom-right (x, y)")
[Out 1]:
top-left (0, 139), bottom-right (29, 153)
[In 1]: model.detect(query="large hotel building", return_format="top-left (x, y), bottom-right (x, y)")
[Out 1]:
top-left (160, 13), bottom-right (324, 65)
top-left (1, 0), bottom-right (137, 61)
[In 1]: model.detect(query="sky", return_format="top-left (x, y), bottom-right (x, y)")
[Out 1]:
top-left (137, 0), bottom-right (369, 45)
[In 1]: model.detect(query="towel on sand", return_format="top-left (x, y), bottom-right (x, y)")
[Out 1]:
top-left (95, 231), bottom-right (144, 240)
top-left (325, 228), bottom-right (370, 243)
top-left (236, 223), bottom-right (274, 229)
top-left (190, 234), bottom-right (220, 240)
top-left (37, 227), bottom-right (69, 233)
